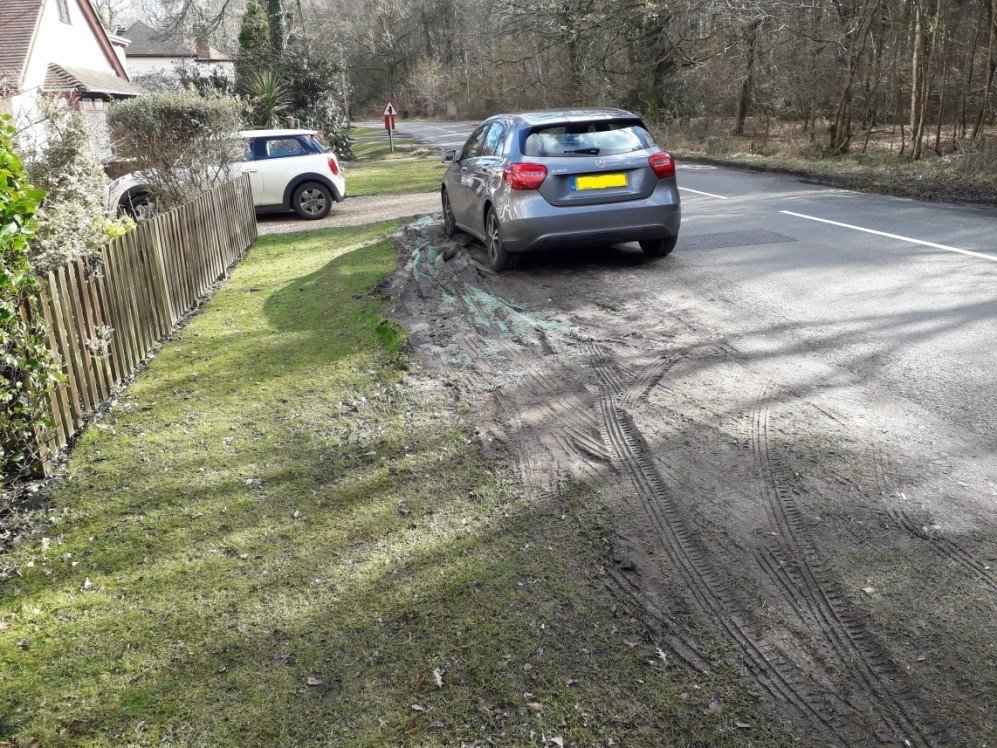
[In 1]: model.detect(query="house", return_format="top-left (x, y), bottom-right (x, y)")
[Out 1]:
top-left (0, 0), bottom-right (143, 155)
top-left (121, 21), bottom-right (234, 87)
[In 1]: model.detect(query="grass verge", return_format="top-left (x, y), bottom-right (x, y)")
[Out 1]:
top-left (346, 157), bottom-right (444, 197)
top-left (670, 148), bottom-right (997, 205)
top-left (656, 121), bottom-right (997, 205)
top-left (351, 137), bottom-right (421, 161)
top-left (0, 223), bottom-right (780, 746)
top-left (348, 126), bottom-right (387, 138)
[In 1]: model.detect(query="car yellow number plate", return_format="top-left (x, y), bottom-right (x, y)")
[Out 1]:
top-left (573, 173), bottom-right (627, 190)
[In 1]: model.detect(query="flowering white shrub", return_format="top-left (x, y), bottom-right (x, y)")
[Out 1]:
top-left (25, 100), bottom-right (133, 272)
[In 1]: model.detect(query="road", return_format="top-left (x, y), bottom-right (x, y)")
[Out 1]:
top-left (386, 119), bottom-right (997, 744)
top-left (361, 119), bottom-right (477, 152)
top-left (380, 117), bottom-right (997, 441)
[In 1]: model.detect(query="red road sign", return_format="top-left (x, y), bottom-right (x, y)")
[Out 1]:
top-left (383, 101), bottom-right (397, 131)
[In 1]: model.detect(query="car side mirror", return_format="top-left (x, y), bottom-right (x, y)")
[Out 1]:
top-left (443, 149), bottom-right (456, 163)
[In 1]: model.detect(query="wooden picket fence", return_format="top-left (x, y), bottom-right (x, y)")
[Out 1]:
top-left (31, 175), bottom-right (257, 470)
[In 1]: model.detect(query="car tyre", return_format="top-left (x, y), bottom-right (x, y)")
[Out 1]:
top-left (442, 189), bottom-right (457, 238)
top-left (485, 207), bottom-right (516, 271)
top-left (292, 181), bottom-right (333, 220)
top-left (119, 191), bottom-right (158, 221)
top-left (640, 235), bottom-right (678, 257)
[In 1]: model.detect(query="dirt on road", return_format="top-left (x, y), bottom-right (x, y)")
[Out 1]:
top-left (387, 218), bottom-right (996, 746)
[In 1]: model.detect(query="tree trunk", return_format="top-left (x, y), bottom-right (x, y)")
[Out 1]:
top-left (957, 3), bottom-right (985, 143)
top-left (733, 19), bottom-right (762, 136)
top-left (934, 0), bottom-right (951, 154)
top-left (829, 1), bottom-right (879, 155)
top-left (972, 0), bottom-right (997, 139)
top-left (910, 0), bottom-right (927, 155)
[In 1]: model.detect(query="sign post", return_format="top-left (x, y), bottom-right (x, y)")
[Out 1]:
top-left (382, 101), bottom-right (397, 153)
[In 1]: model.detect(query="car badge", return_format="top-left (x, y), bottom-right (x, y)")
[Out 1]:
top-left (596, 159), bottom-right (607, 169)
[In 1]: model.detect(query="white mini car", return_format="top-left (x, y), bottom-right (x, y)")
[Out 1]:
top-left (107, 128), bottom-right (347, 220)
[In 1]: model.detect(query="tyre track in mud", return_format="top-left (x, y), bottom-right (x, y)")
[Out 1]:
top-left (602, 566), bottom-right (714, 674)
top-left (484, 335), bottom-right (608, 487)
top-left (395, 224), bottom-right (978, 744)
top-left (871, 450), bottom-right (997, 595)
top-left (587, 342), bottom-right (863, 745)
top-left (750, 385), bottom-right (937, 746)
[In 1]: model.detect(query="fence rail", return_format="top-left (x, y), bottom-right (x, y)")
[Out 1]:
top-left (31, 175), bottom-right (257, 468)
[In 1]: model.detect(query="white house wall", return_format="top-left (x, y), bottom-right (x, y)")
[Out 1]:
top-left (11, 0), bottom-right (130, 154)
top-left (21, 0), bottom-right (123, 93)
top-left (126, 56), bottom-right (189, 76)
top-left (128, 56), bottom-right (234, 81)
top-left (109, 36), bottom-right (130, 71)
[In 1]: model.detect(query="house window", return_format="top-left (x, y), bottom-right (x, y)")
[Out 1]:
top-left (56, 0), bottom-right (71, 23)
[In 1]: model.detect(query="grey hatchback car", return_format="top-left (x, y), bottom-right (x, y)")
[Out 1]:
top-left (441, 108), bottom-right (680, 270)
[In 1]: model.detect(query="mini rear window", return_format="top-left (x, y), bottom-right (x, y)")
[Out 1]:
top-left (265, 137), bottom-right (308, 158)
top-left (304, 135), bottom-right (327, 153)
top-left (522, 121), bottom-right (654, 157)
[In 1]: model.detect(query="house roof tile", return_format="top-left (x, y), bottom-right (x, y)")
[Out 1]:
top-left (0, 0), bottom-right (45, 88)
top-left (121, 20), bottom-right (195, 57)
top-left (44, 63), bottom-right (145, 96)
top-left (122, 20), bottom-right (233, 61)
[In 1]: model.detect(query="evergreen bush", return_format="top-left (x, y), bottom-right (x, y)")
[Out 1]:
top-left (0, 116), bottom-right (61, 486)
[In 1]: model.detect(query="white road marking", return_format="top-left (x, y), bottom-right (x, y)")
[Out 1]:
top-left (779, 210), bottom-right (997, 262)
top-left (679, 186), bottom-right (729, 200)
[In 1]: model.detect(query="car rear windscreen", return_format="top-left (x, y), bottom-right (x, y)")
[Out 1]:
top-left (522, 121), bottom-right (654, 157)
top-left (304, 135), bottom-right (328, 153)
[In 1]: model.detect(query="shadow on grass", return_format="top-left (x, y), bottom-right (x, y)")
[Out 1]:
top-left (262, 238), bottom-right (406, 359)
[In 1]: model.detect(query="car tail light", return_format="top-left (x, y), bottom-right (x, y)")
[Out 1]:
top-left (504, 162), bottom-right (548, 190)
top-left (649, 151), bottom-right (675, 179)
top-left (328, 156), bottom-right (340, 176)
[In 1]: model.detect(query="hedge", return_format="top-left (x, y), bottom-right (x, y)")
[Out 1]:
top-left (1, 116), bottom-right (61, 486)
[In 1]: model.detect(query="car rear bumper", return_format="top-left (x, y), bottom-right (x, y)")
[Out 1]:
top-left (500, 181), bottom-right (681, 253)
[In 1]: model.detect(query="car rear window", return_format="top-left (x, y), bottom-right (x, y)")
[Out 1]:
top-left (265, 137), bottom-right (309, 158)
top-left (522, 121), bottom-right (654, 157)
top-left (304, 135), bottom-right (327, 153)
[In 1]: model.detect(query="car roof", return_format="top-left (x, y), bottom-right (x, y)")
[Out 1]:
top-left (500, 108), bottom-right (641, 126)
top-left (239, 129), bottom-right (318, 138)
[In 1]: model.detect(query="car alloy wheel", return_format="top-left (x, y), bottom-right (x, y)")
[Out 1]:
top-left (487, 211), bottom-right (500, 263)
top-left (297, 187), bottom-right (328, 217)
top-left (485, 209), bottom-right (515, 271)
top-left (442, 191), bottom-right (456, 237)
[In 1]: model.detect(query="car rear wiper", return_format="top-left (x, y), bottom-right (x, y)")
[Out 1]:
top-left (564, 148), bottom-right (600, 154)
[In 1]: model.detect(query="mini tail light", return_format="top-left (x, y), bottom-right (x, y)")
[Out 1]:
top-left (328, 156), bottom-right (340, 176)
top-left (649, 151), bottom-right (675, 179)
top-left (504, 162), bottom-right (548, 190)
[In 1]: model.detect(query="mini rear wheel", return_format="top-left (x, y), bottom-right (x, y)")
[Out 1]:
top-left (640, 235), bottom-right (678, 257)
top-left (485, 208), bottom-right (516, 271)
top-left (119, 191), bottom-right (158, 220)
top-left (292, 181), bottom-right (333, 220)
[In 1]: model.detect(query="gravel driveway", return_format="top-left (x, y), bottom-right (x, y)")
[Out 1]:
top-left (256, 191), bottom-right (439, 235)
